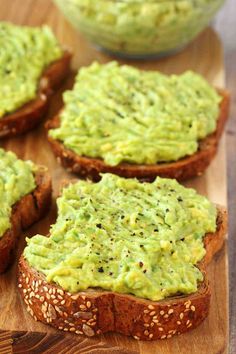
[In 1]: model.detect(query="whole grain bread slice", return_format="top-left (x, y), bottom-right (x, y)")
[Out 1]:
top-left (0, 169), bottom-right (52, 273)
top-left (0, 51), bottom-right (71, 139)
top-left (46, 89), bottom-right (229, 181)
top-left (18, 206), bottom-right (227, 341)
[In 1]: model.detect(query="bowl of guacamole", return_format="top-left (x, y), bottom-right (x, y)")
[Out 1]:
top-left (53, 0), bottom-right (225, 59)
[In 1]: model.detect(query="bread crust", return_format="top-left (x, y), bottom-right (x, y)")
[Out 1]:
top-left (0, 51), bottom-right (72, 138)
top-left (18, 206), bottom-right (227, 341)
top-left (0, 169), bottom-right (52, 273)
top-left (46, 89), bottom-right (230, 181)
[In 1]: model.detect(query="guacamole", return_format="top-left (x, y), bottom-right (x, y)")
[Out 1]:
top-left (54, 0), bottom-right (224, 56)
top-left (0, 22), bottom-right (63, 117)
top-left (0, 148), bottom-right (36, 238)
top-left (49, 61), bottom-right (221, 166)
top-left (24, 174), bottom-right (216, 301)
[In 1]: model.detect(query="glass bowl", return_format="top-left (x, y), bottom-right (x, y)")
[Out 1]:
top-left (54, 0), bottom-right (225, 59)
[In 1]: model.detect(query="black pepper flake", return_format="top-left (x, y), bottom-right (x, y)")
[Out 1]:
top-left (98, 267), bottom-right (104, 273)
top-left (177, 197), bottom-right (183, 202)
top-left (109, 272), bottom-right (113, 276)
top-left (139, 262), bottom-right (144, 268)
top-left (140, 244), bottom-right (144, 248)
top-left (154, 229), bottom-right (158, 232)
top-left (96, 223), bottom-right (102, 229)
top-left (143, 270), bottom-right (147, 274)
top-left (121, 215), bottom-right (125, 219)
top-left (166, 208), bottom-right (169, 212)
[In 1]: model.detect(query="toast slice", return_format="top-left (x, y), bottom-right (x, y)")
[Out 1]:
top-left (18, 206), bottom-right (227, 341)
top-left (0, 169), bottom-right (52, 273)
top-left (0, 51), bottom-right (71, 139)
top-left (46, 89), bottom-right (229, 181)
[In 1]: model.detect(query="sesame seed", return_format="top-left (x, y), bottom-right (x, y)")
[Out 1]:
top-left (158, 327), bottom-right (164, 331)
top-left (144, 324), bottom-right (149, 328)
top-left (153, 319), bottom-right (159, 323)
top-left (81, 296), bottom-right (86, 300)
top-left (43, 286), bottom-right (48, 292)
top-left (177, 321), bottom-right (181, 325)
top-left (40, 296), bottom-right (45, 302)
top-left (53, 299), bottom-right (59, 304)
top-left (26, 277), bottom-right (29, 284)
top-left (133, 336), bottom-right (140, 340)
top-left (46, 293), bottom-right (50, 300)
top-left (148, 305), bottom-right (155, 310)
top-left (87, 301), bottom-right (91, 308)
top-left (71, 294), bottom-right (79, 300)
top-left (76, 330), bottom-right (83, 335)
top-left (150, 323), bottom-right (154, 327)
top-left (80, 304), bottom-right (86, 310)
top-left (18, 284), bottom-right (22, 288)
top-left (167, 334), bottom-right (172, 339)
top-left (187, 323), bottom-right (192, 328)
top-left (70, 327), bottom-right (76, 332)
top-left (63, 328), bottom-right (68, 332)
top-left (23, 289), bottom-right (27, 294)
top-left (150, 311), bottom-right (156, 316)
top-left (149, 334), bottom-right (153, 339)
top-left (168, 309), bottom-right (174, 314)
top-left (49, 289), bottom-right (53, 295)
top-left (61, 300), bottom-right (66, 305)
top-left (186, 320), bottom-right (190, 325)
top-left (161, 335), bottom-right (166, 339)
top-left (191, 305), bottom-right (196, 312)
top-left (153, 315), bottom-right (158, 320)
top-left (184, 301), bottom-right (191, 309)
top-left (59, 326), bottom-right (63, 330)
top-left (160, 310), bottom-right (165, 316)
top-left (164, 314), bottom-right (169, 319)
top-left (180, 313), bottom-right (184, 319)
top-left (82, 324), bottom-right (95, 337)
top-left (144, 330), bottom-right (149, 336)
top-left (57, 289), bottom-right (64, 296)
top-left (143, 309), bottom-right (149, 314)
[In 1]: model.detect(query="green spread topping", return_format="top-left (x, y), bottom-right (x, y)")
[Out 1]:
top-left (49, 61), bottom-right (221, 166)
top-left (54, 0), bottom-right (224, 56)
top-left (0, 22), bottom-right (63, 117)
top-left (0, 148), bottom-right (36, 238)
top-left (24, 174), bottom-right (216, 301)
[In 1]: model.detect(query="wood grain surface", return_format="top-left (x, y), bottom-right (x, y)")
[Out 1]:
top-left (0, 0), bottom-right (229, 353)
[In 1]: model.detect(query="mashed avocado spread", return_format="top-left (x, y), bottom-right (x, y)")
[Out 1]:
top-left (0, 22), bottom-right (63, 117)
top-left (0, 148), bottom-right (36, 238)
top-left (54, 0), bottom-right (224, 56)
top-left (24, 174), bottom-right (217, 301)
top-left (49, 61), bottom-right (221, 166)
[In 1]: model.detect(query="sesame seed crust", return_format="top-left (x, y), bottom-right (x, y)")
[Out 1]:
top-left (18, 207), bottom-right (227, 341)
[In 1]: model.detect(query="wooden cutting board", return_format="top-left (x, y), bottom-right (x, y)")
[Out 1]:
top-left (0, 1), bottom-right (228, 353)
